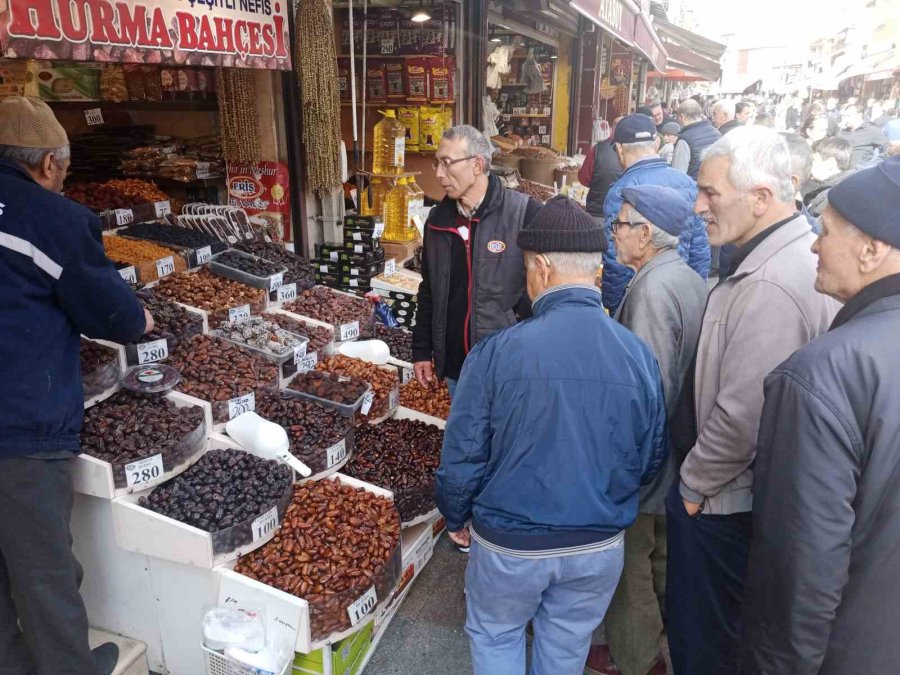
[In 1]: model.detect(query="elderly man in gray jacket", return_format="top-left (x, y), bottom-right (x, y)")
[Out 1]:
top-left (666, 126), bottom-right (839, 675)
top-left (589, 185), bottom-right (707, 675)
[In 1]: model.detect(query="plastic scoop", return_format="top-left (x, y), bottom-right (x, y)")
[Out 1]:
top-left (338, 339), bottom-right (390, 365)
top-left (226, 412), bottom-right (312, 477)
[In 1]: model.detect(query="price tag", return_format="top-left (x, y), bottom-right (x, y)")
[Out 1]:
top-left (349, 267), bottom-right (360, 277)
top-left (339, 321), bottom-right (360, 341)
top-left (251, 506), bottom-right (278, 541)
top-left (125, 454), bottom-right (164, 488)
top-left (292, 343), bottom-right (308, 365)
top-left (229, 304), bottom-right (251, 323)
top-left (277, 283), bottom-right (298, 302)
top-left (380, 39), bottom-right (395, 54)
top-left (401, 366), bottom-right (414, 384)
top-left (296, 351), bottom-right (318, 373)
top-left (269, 272), bottom-right (284, 292)
top-left (155, 256), bottom-right (175, 278)
top-left (137, 338), bottom-right (168, 364)
top-left (154, 201), bottom-right (172, 218)
top-left (412, 215), bottom-right (424, 234)
top-left (352, 231), bottom-right (363, 242)
top-left (118, 266), bottom-right (137, 284)
top-left (228, 392), bottom-right (256, 420)
top-left (353, 244), bottom-right (364, 254)
top-left (195, 246), bottom-right (212, 265)
top-left (543, 106), bottom-right (552, 115)
top-left (319, 264), bottom-right (330, 273)
top-left (347, 586), bottom-right (378, 626)
top-left (372, 220), bottom-right (385, 238)
top-left (326, 439), bottom-right (348, 469)
top-left (85, 107), bottom-right (104, 125)
top-left (360, 390), bottom-right (375, 415)
top-left (383, 259), bottom-right (397, 277)
top-left (329, 251), bottom-right (339, 261)
top-left (389, 386), bottom-right (399, 410)
top-left (349, 278), bottom-right (359, 288)
top-left (114, 208), bottom-right (134, 226)
top-left (538, 125), bottom-right (548, 135)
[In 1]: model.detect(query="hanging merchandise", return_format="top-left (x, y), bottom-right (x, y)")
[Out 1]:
top-left (483, 96), bottom-right (500, 137)
top-left (522, 49), bottom-right (548, 95)
top-left (486, 45), bottom-right (515, 90)
top-left (216, 68), bottom-right (261, 163)
top-left (398, 107), bottom-right (420, 152)
top-left (295, 0), bottom-right (344, 195)
top-left (419, 106), bottom-right (447, 152)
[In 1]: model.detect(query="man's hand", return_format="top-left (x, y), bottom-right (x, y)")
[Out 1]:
top-left (683, 499), bottom-right (702, 516)
top-left (414, 360), bottom-right (434, 389)
top-left (143, 309), bottom-right (155, 335)
top-left (448, 527), bottom-right (471, 548)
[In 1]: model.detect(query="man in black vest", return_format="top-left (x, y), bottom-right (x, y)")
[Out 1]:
top-left (672, 99), bottom-right (721, 179)
top-left (579, 118), bottom-right (624, 221)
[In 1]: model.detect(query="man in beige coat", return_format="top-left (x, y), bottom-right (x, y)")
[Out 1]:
top-left (665, 126), bottom-right (839, 675)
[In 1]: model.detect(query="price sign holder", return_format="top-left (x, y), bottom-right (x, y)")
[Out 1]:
top-left (277, 283), bottom-right (298, 302)
top-left (360, 391), bottom-right (375, 416)
top-left (347, 586), bottom-right (378, 626)
top-left (339, 321), bottom-right (360, 342)
top-left (251, 506), bottom-right (279, 541)
top-left (229, 304), bottom-right (251, 323)
top-left (326, 439), bottom-right (348, 469)
top-left (154, 201), bottom-right (172, 218)
top-left (296, 351), bottom-right (317, 374)
top-left (218, 571), bottom-right (302, 654)
top-left (383, 259), bottom-right (397, 277)
top-left (372, 220), bottom-right (386, 238)
top-left (136, 338), bottom-right (169, 365)
top-left (124, 454), bottom-right (164, 488)
top-left (155, 256), bottom-right (175, 278)
top-left (400, 366), bottom-right (414, 384)
top-left (85, 108), bottom-right (104, 125)
top-left (389, 386), bottom-right (400, 410)
top-left (292, 344), bottom-right (308, 365)
top-left (118, 266), bottom-right (138, 284)
top-left (114, 209), bottom-right (134, 226)
top-left (228, 392), bottom-right (256, 420)
top-left (269, 273), bottom-right (284, 292)
top-left (195, 246), bottom-right (212, 266)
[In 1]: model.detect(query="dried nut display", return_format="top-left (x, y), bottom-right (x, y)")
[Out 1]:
top-left (400, 379), bottom-right (451, 420)
top-left (104, 235), bottom-right (187, 282)
top-left (255, 390), bottom-right (353, 474)
top-left (237, 241), bottom-right (316, 292)
top-left (373, 272), bottom-right (420, 294)
top-left (213, 250), bottom-right (285, 278)
top-left (66, 182), bottom-right (143, 211)
top-left (315, 355), bottom-right (398, 420)
top-left (345, 419), bottom-right (444, 522)
top-left (288, 370), bottom-right (369, 406)
top-left (81, 338), bottom-right (120, 399)
top-left (169, 335), bottom-right (278, 422)
top-left (81, 392), bottom-right (206, 487)
top-left (135, 289), bottom-right (203, 352)
top-left (514, 178), bottom-right (556, 203)
top-left (372, 324), bottom-right (413, 362)
top-left (139, 449), bottom-right (292, 548)
top-left (234, 479), bottom-right (401, 639)
top-left (104, 179), bottom-right (170, 203)
top-left (511, 146), bottom-right (559, 159)
top-left (218, 316), bottom-right (307, 357)
top-left (153, 268), bottom-right (267, 327)
top-left (120, 223), bottom-right (227, 254)
top-left (284, 286), bottom-right (374, 337)
top-left (263, 313), bottom-right (333, 354)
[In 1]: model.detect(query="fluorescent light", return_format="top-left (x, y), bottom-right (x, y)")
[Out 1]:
top-left (550, 55), bottom-right (558, 59)
top-left (490, 37), bottom-right (502, 43)
top-left (411, 11), bottom-right (431, 22)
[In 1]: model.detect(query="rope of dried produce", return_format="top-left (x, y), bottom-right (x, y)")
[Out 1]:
top-left (216, 68), bottom-right (261, 163)
top-left (295, 0), bottom-right (343, 195)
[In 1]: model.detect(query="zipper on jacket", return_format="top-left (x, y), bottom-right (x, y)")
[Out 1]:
top-left (427, 218), bottom-right (477, 355)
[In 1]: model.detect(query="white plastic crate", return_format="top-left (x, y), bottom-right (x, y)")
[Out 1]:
top-left (203, 646), bottom-right (290, 675)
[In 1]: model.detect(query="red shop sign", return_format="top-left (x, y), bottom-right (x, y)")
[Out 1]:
top-left (227, 161), bottom-right (292, 241)
top-left (0, 0), bottom-right (291, 70)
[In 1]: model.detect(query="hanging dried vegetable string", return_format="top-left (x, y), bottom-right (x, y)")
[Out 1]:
top-left (216, 67), bottom-right (261, 163)
top-left (295, 0), bottom-right (343, 195)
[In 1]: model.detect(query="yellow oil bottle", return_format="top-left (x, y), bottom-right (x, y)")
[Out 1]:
top-left (360, 177), bottom-right (395, 217)
top-left (406, 177), bottom-right (426, 234)
top-left (372, 109), bottom-right (406, 176)
top-left (384, 177), bottom-right (417, 242)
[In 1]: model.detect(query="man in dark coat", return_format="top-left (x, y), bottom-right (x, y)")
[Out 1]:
top-left (579, 118), bottom-right (624, 221)
top-left (838, 104), bottom-right (886, 167)
top-left (742, 156), bottom-right (900, 674)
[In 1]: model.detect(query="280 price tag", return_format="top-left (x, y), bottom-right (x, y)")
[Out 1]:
top-left (195, 246), bottom-right (212, 265)
top-left (125, 454), bottom-right (164, 488)
top-left (228, 392), bottom-right (255, 420)
top-left (339, 321), bottom-right (360, 342)
top-left (155, 256), bottom-right (175, 278)
top-left (137, 338), bottom-right (168, 365)
top-left (326, 439), bottom-right (348, 469)
top-left (118, 266), bottom-right (137, 284)
top-left (347, 586), bottom-right (378, 626)
top-left (229, 304), bottom-right (251, 323)
top-left (251, 506), bottom-right (278, 541)
top-left (277, 283), bottom-right (297, 302)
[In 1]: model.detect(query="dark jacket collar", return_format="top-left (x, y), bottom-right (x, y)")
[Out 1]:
top-left (429, 173), bottom-right (503, 228)
top-left (724, 213), bottom-right (797, 278)
top-left (532, 284), bottom-right (603, 315)
top-left (0, 158), bottom-right (37, 184)
top-left (830, 273), bottom-right (900, 330)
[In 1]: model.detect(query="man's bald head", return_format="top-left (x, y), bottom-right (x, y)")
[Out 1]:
top-left (677, 99), bottom-right (703, 123)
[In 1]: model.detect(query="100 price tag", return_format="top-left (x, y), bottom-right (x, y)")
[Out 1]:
top-left (137, 338), bottom-right (168, 364)
top-left (347, 586), bottom-right (378, 626)
top-left (125, 454), bottom-right (164, 488)
top-left (228, 392), bottom-right (255, 420)
top-left (251, 506), bottom-right (278, 541)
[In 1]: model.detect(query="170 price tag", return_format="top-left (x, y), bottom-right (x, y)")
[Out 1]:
top-left (228, 392), bottom-right (255, 420)
top-left (137, 338), bottom-right (168, 364)
top-left (269, 272), bottom-right (284, 292)
top-left (326, 439), bottom-right (348, 469)
top-left (347, 586), bottom-right (378, 626)
top-left (360, 390), bottom-right (375, 416)
top-left (125, 454), bottom-right (164, 488)
top-left (119, 266), bottom-right (137, 284)
top-left (339, 321), bottom-right (360, 342)
top-left (115, 209), bottom-right (134, 226)
top-left (383, 259), bottom-right (397, 277)
top-left (296, 351), bottom-right (317, 373)
top-left (156, 256), bottom-right (175, 278)
top-left (251, 506), bottom-right (278, 541)
top-left (229, 304), bottom-right (251, 323)
top-left (277, 283), bottom-right (297, 302)
top-left (195, 246), bottom-right (212, 265)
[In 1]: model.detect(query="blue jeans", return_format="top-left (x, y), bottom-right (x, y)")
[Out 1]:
top-left (465, 537), bottom-right (624, 675)
top-left (446, 377), bottom-right (458, 399)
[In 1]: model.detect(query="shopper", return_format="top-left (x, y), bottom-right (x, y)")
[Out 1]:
top-left (0, 97), bottom-right (153, 675)
top-left (712, 100), bottom-right (741, 135)
top-left (579, 118), bottom-right (624, 221)
top-left (412, 124), bottom-right (541, 401)
top-left (672, 99), bottom-right (721, 179)
top-left (804, 137), bottom-right (855, 218)
top-left (658, 121), bottom-right (681, 164)
top-left (435, 196), bottom-right (667, 675)
top-left (589, 185), bottom-right (707, 675)
top-left (735, 100), bottom-right (755, 125)
top-left (742, 156), bottom-right (900, 675)
top-left (667, 126), bottom-right (838, 675)
top-left (601, 113), bottom-right (710, 314)
top-left (838, 104), bottom-right (885, 167)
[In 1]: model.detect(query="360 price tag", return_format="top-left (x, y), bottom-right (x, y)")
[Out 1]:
top-left (228, 392), bottom-right (255, 420)
top-left (229, 304), bottom-right (251, 323)
top-left (292, 343), bottom-right (308, 365)
top-left (118, 266), bottom-right (137, 284)
top-left (339, 321), bottom-right (360, 342)
top-left (296, 351), bottom-right (317, 373)
top-left (326, 439), bottom-right (348, 469)
top-left (155, 256), bottom-right (175, 278)
top-left (125, 454), bottom-right (164, 488)
top-left (277, 283), bottom-right (297, 302)
top-left (137, 338), bottom-right (168, 364)
top-left (195, 246), bottom-right (212, 265)
top-left (251, 506), bottom-right (278, 541)
top-left (115, 208), bottom-right (134, 226)
top-left (360, 390), bottom-right (375, 416)
top-left (348, 586), bottom-right (378, 626)
top-left (383, 259), bottom-right (397, 277)
top-left (269, 272), bottom-right (284, 292)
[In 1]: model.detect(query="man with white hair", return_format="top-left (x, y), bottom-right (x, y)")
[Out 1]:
top-left (672, 99), bottom-right (721, 178)
top-left (666, 126), bottom-right (838, 675)
top-left (742, 156), bottom-right (900, 674)
top-left (712, 99), bottom-right (741, 135)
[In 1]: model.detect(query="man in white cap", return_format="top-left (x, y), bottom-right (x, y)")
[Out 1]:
top-left (0, 96), bottom-right (153, 674)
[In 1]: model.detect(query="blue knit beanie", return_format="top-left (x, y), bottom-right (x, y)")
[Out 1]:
top-left (827, 155), bottom-right (900, 248)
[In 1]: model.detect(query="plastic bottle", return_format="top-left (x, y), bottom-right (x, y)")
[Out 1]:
top-left (384, 178), bottom-right (415, 242)
top-left (372, 110), bottom-right (406, 176)
top-left (360, 177), bottom-right (394, 218)
top-left (406, 177), bottom-right (425, 234)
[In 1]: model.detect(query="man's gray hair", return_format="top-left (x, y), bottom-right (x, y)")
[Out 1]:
top-left (0, 144), bottom-right (70, 170)
top-left (527, 250), bottom-right (604, 278)
top-left (677, 99), bottom-right (703, 122)
top-left (620, 139), bottom-right (658, 155)
top-left (442, 125), bottom-right (493, 171)
top-left (712, 100), bottom-right (735, 121)
top-left (780, 132), bottom-right (813, 186)
top-left (631, 206), bottom-right (680, 251)
top-left (701, 126), bottom-right (796, 203)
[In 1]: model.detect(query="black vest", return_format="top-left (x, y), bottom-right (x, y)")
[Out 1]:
top-left (678, 120), bottom-right (721, 179)
top-left (586, 141), bottom-right (623, 217)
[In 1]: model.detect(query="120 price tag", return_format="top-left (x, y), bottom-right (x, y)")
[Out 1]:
top-left (125, 454), bottom-right (164, 488)
top-left (229, 304), bottom-right (251, 323)
top-left (339, 321), bottom-right (360, 342)
top-left (195, 246), bottom-right (212, 265)
top-left (296, 351), bottom-right (317, 373)
top-left (137, 338), bottom-right (168, 365)
top-left (114, 209), bottom-right (134, 226)
top-left (269, 272), bottom-right (284, 292)
top-left (228, 392), bottom-right (255, 420)
top-left (251, 506), bottom-right (278, 541)
top-left (326, 439), bottom-right (348, 469)
top-left (277, 283), bottom-right (297, 302)
top-left (155, 256), bottom-right (175, 278)
top-left (347, 586), bottom-right (378, 626)
top-left (118, 266), bottom-right (137, 284)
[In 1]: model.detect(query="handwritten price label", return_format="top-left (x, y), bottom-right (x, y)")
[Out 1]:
top-left (347, 586), bottom-right (377, 626)
top-left (228, 392), bottom-right (255, 420)
top-left (84, 108), bottom-right (104, 125)
top-left (229, 305), bottom-right (251, 323)
top-left (154, 201), bottom-right (172, 218)
top-left (360, 390), bottom-right (375, 415)
top-left (383, 259), bottom-right (397, 277)
top-left (372, 220), bottom-right (385, 239)
top-left (339, 321), bottom-right (360, 342)
top-left (269, 272), bottom-right (284, 292)
top-left (277, 283), bottom-right (297, 302)
top-left (125, 454), bottom-right (164, 488)
top-left (118, 266), bottom-right (137, 284)
top-left (155, 256), bottom-right (175, 278)
top-left (326, 439), bottom-right (348, 469)
top-left (296, 351), bottom-right (317, 373)
top-left (114, 209), bottom-right (134, 226)
top-left (292, 343), bottom-right (308, 365)
top-left (137, 338), bottom-right (168, 364)
top-left (195, 246), bottom-right (212, 265)
top-left (251, 506), bottom-right (278, 541)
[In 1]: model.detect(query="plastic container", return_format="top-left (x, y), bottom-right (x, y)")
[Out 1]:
top-left (372, 109), bottom-right (406, 176)
top-left (210, 326), bottom-right (309, 368)
top-left (81, 338), bottom-right (124, 403)
top-left (383, 178), bottom-right (416, 243)
top-left (203, 645), bottom-right (291, 675)
top-left (209, 249), bottom-right (288, 292)
top-left (359, 176), bottom-right (395, 218)
top-left (121, 364), bottom-right (182, 394)
top-left (285, 370), bottom-right (372, 418)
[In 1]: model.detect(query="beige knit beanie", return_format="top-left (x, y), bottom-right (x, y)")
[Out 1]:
top-left (0, 96), bottom-right (69, 149)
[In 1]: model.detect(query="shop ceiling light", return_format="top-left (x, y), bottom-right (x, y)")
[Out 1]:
top-left (411, 9), bottom-right (431, 22)
top-left (491, 37), bottom-right (502, 42)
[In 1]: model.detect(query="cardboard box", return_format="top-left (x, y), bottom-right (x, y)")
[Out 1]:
top-left (37, 65), bottom-right (101, 101)
top-left (293, 623), bottom-right (374, 675)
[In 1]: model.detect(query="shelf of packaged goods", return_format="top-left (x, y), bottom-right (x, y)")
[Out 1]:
top-left (45, 100), bottom-right (218, 112)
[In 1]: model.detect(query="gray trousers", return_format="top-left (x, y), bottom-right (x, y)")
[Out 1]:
top-left (0, 457), bottom-right (99, 675)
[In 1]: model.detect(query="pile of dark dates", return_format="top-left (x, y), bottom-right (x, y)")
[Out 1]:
top-left (120, 223), bottom-right (227, 254)
top-left (263, 313), bottom-right (333, 355)
top-left (214, 250), bottom-right (284, 278)
top-left (237, 241), bottom-right (316, 293)
top-left (284, 287), bottom-right (374, 337)
top-left (288, 370), bottom-right (369, 406)
top-left (372, 323), bottom-right (413, 362)
top-left (135, 289), bottom-right (204, 352)
top-left (81, 338), bottom-right (120, 399)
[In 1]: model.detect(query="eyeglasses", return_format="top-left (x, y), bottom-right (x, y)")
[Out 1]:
top-left (611, 219), bottom-right (647, 233)
top-left (432, 155), bottom-right (476, 171)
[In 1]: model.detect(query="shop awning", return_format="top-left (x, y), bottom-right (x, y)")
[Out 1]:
top-left (632, 14), bottom-right (667, 73)
top-left (656, 43), bottom-right (721, 82)
top-left (840, 49), bottom-right (899, 82)
top-left (569, 0), bottom-right (667, 72)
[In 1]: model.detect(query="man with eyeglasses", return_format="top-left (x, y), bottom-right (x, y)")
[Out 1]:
top-left (412, 125), bottom-right (542, 409)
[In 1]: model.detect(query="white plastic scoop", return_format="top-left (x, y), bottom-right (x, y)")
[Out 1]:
top-left (338, 339), bottom-right (390, 365)
top-left (226, 412), bottom-right (312, 477)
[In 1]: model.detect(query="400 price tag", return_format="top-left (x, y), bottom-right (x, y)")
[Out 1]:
top-left (251, 506), bottom-right (278, 541)
top-left (348, 586), bottom-right (378, 626)
top-left (137, 339), bottom-right (168, 364)
top-left (125, 454), bottom-right (164, 488)
top-left (228, 392), bottom-right (255, 420)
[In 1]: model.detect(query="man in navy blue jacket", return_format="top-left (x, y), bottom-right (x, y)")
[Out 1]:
top-left (435, 196), bottom-right (668, 675)
top-left (0, 97), bottom-right (151, 675)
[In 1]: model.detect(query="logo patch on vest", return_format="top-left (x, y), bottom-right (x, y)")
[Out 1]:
top-left (487, 240), bottom-right (506, 253)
